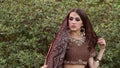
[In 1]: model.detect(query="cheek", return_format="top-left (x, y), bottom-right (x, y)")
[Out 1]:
top-left (68, 21), bottom-right (72, 26)
top-left (77, 21), bottom-right (83, 27)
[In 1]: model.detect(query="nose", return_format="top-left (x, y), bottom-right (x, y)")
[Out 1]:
top-left (71, 19), bottom-right (76, 24)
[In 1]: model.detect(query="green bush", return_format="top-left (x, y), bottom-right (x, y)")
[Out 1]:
top-left (0, 0), bottom-right (120, 68)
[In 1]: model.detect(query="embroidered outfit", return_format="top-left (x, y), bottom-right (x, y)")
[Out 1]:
top-left (44, 8), bottom-right (98, 68)
top-left (64, 40), bottom-right (89, 65)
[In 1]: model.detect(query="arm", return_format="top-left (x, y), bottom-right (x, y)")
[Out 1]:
top-left (89, 48), bottom-right (106, 68)
top-left (89, 38), bottom-right (106, 68)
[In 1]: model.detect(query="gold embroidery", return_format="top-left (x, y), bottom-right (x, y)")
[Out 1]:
top-left (69, 35), bottom-right (86, 46)
top-left (64, 59), bottom-right (87, 65)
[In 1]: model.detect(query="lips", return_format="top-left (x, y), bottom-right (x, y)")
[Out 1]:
top-left (71, 25), bottom-right (76, 28)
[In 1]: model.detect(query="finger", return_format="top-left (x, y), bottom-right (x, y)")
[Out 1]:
top-left (97, 40), bottom-right (103, 43)
top-left (98, 39), bottom-right (104, 41)
top-left (98, 41), bottom-right (106, 45)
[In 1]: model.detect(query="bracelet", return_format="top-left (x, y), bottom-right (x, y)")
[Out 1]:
top-left (95, 58), bottom-right (101, 63)
top-left (96, 60), bottom-right (99, 63)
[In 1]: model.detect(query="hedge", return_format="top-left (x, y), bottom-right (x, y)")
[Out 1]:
top-left (0, 0), bottom-right (120, 68)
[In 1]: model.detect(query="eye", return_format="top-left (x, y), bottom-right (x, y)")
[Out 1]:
top-left (69, 17), bottom-right (73, 21)
top-left (75, 18), bottom-right (80, 21)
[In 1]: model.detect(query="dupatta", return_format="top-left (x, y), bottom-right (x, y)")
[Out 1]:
top-left (44, 10), bottom-right (70, 68)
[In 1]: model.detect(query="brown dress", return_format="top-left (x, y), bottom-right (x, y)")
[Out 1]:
top-left (64, 38), bottom-right (90, 65)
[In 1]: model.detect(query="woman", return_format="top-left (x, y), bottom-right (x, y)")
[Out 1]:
top-left (41, 8), bottom-right (106, 68)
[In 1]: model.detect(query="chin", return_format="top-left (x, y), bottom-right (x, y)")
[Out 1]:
top-left (70, 29), bottom-right (78, 31)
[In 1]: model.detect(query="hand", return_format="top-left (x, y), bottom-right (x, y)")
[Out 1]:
top-left (97, 38), bottom-right (106, 49)
top-left (41, 65), bottom-right (47, 68)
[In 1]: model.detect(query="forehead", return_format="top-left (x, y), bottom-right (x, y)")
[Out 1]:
top-left (69, 12), bottom-right (80, 18)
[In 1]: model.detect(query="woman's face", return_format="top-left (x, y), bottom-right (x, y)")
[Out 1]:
top-left (68, 12), bottom-right (83, 31)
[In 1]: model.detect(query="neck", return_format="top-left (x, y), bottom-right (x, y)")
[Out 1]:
top-left (69, 30), bottom-right (83, 38)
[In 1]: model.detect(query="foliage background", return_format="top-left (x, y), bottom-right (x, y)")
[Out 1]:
top-left (0, 0), bottom-right (120, 68)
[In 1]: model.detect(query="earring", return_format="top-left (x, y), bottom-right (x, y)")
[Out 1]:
top-left (80, 27), bottom-right (85, 36)
top-left (80, 27), bottom-right (85, 32)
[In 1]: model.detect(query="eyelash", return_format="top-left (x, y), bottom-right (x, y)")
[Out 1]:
top-left (69, 17), bottom-right (80, 21)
